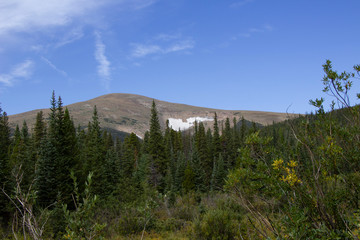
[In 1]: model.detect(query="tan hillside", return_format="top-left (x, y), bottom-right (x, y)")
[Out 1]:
top-left (8, 93), bottom-right (300, 138)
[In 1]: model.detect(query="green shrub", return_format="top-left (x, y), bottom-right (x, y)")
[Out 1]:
top-left (192, 208), bottom-right (239, 240)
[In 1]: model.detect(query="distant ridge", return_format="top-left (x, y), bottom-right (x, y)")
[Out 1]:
top-left (8, 93), bottom-right (300, 138)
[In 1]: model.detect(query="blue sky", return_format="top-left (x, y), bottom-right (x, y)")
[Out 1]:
top-left (1, 0), bottom-right (359, 115)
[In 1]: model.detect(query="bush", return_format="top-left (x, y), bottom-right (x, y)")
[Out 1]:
top-left (192, 208), bottom-right (239, 240)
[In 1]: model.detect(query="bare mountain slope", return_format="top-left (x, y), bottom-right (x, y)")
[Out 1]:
top-left (8, 93), bottom-right (300, 138)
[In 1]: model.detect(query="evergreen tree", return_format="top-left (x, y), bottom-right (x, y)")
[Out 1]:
top-left (0, 105), bottom-right (11, 225)
top-left (210, 153), bottom-right (226, 191)
top-left (174, 152), bottom-right (186, 193)
top-left (122, 133), bottom-right (140, 179)
top-left (212, 113), bottom-right (221, 157)
top-left (148, 101), bottom-right (167, 192)
top-left (239, 117), bottom-right (247, 146)
top-left (191, 143), bottom-right (206, 192)
top-left (33, 111), bottom-right (46, 150)
top-left (222, 118), bottom-right (235, 168)
top-left (100, 148), bottom-right (121, 196)
top-left (195, 122), bottom-right (212, 185)
top-left (83, 106), bottom-right (105, 195)
top-left (182, 162), bottom-right (195, 193)
top-left (36, 93), bottom-right (77, 207)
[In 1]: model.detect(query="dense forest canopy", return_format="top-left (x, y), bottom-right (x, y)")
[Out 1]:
top-left (1, 60), bottom-right (360, 239)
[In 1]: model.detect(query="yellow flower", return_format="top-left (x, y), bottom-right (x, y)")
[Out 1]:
top-left (288, 160), bottom-right (297, 168)
top-left (272, 159), bottom-right (284, 170)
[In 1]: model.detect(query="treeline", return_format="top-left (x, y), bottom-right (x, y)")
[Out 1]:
top-left (0, 91), bottom-right (259, 239)
top-left (1, 60), bottom-right (360, 239)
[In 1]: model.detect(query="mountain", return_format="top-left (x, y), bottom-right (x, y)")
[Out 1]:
top-left (8, 93), bottom-right (300, 138)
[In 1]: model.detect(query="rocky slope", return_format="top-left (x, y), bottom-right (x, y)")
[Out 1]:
top-left (8, 93), bottom-right (300, 138)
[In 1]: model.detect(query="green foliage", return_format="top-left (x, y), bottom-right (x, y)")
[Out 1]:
top-left (0, 106), bottom-right (11, 224)
top-left (63, 172), bottom-right (106, 240)
top-left (148, 101), bottom-right (167, 192)
top-left (192, 208), bottom-right (239, 240)
top-left (3, 60), bottom-right (360, 238)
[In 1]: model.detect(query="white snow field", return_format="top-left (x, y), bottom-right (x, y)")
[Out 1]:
top-left (168, 117), bottom-right (214, 131)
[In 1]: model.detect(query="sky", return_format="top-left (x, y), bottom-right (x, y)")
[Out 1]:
top-left (1, 0), bottom-right (360, 115)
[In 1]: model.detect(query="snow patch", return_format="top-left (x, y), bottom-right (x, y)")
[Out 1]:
top-left (168, 117), bottom-right (214, 131)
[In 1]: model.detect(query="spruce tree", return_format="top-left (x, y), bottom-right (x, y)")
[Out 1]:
top-left (182, 162), bottom-right (195, 193)
top-left (210, 153), bottom-right (226, 191)
top-left (122, 133), bottom-right (140, 179)
top-left (0, 105), bottom-right (11, 225)
top-left (148, 101), bottom-right (167, 192)
top-left (212, 113), bottom-right (221, 157)
top-left (195, 122), bottom-right (212, 185)
top-left (36, 93), bottom-right (77, 207)
top-left (222, 117), bottom-right (235, 168)
top-left (33, 111), bottom-right (46, 150)
top-left (100, 148), bottom-right (121, 196)
top-left (83, 106), bottom-right (105, 195)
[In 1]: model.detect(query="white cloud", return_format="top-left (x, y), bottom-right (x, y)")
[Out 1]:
top-left (94, 32), bottom-right (111, 89)
top-left (165, 40), bottom-right (195, 53)
top-left (55, 27), bottom-right (84, 48)
top-left (0, 0), bottom-right (99, 36)
top-left (131, 44), bottom-right (162, 58)
top-left (131, 36), bottom-right (195, 58)
top-left (0, 0), bottom-right (157, 36)
top-left (0, 60), bottom-right (34, 86)
top-left (41, 57), bottom-right (67, 77)
top-left (238, 24), bottom-right (273, 38)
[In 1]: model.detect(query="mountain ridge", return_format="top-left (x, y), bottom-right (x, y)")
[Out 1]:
top-left (8, 93), bottom-right (300, 137)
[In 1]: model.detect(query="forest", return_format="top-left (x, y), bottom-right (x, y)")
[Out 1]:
top-left (1, 60), bottom-right (360, 239)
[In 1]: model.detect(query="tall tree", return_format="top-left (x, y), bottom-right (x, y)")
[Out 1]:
top-left (36, 93), bottom-right (77, 207)
top-left (0, 105), bottom-right (11, 225)
top-left (122, 133), bottom-right (141, 179)
top-left (83, 106), bottom-right (105, 195)
top-left (212, 113), bottom-right (221, 157)
top-left (33, 111), bottom-right (46, 150)
top-left (148, 101), bottom-right (167, 192)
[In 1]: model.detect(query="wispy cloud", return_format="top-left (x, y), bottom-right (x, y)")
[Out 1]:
top-left (129, 0), bottom-right (158, 10)
top-left (94, 31), bottom-right (111, 90)
top-left (0, 0), bottom-right (100, 36)
top-left (130, 35), bottom-right (195, 58)
top-left (230, 0), bottom-right (254, 8)
top-left (219, 24), bottom-right (273, 48)
top-left (235, 24), bottom-right (273, 39)
top-left (55, 27), bottom-right (84, 48)
top-left (41, 57), bottom-right (68, 77)
top-left (0, 0), bottom-right (157, 36)
top-left (0, 60), bottom-right (34, 86)
top-left (131, 44), bottom-right (162, 58)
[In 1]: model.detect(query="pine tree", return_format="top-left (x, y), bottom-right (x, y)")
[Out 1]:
top-left (122, 133), bottom-right (140, 179)
top-left (83, 106), bottom-right (105, 195)
top-left (174, 152), bottom-right (186, 193)
top-left (239, 117), bottom-right (247, 146)
top-left (33, 111), bottom-right (46, 150)
top-left (212, 113), bottom-right (221, 157)
top-left (182, 162), bottom-right (195, 193)
top-left (222, 118), bottom-right (235, 168)
top-left (148, 101), bottom-right (167, 192)
top-left (195, 122), bottom-right (212, 185)
top-left (210, 153), bottom-right (226, 191)
top-left (0, 105), bottom-right (11, 225)
top-left (191, 142), bottom-right (206, 192)
top-left (100, 148), bottom-right (121, 196)
top-left (36, 93), bottom-right (77, 207)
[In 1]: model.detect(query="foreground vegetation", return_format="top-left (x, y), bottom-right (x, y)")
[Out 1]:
top-left (0, 60), bottom-right (360, 239)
